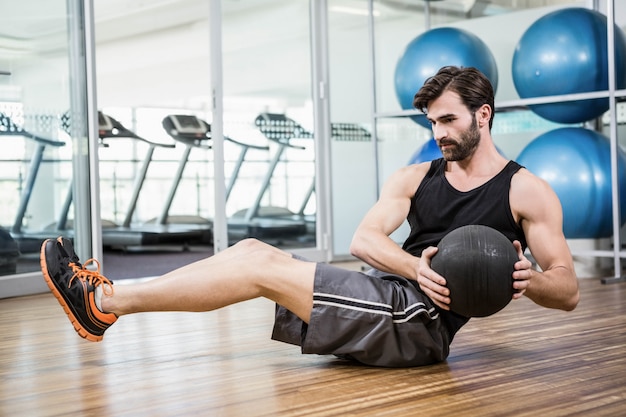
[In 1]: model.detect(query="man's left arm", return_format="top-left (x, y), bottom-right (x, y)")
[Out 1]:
top-left (511, 170), bottom-right (580, 311)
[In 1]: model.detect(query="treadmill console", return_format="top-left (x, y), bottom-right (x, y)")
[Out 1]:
top-left (98, 111), bottom-right (114, 132)
top-left (168, 115), bottom-right (208, 135)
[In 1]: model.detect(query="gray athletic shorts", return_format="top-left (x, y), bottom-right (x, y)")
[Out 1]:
top-left (271, 262), bottom-right (451, 367)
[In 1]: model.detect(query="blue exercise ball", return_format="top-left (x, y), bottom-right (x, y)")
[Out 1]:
top-left (408, 138), bottom-right (507, 164)
top-left (408, 138), bottom-right (443, 163)
top-left (512, 8), bottom-right (626, 124)
top-left (395, 27), bottom-right (498, 128)
top-left (516, 127), bottom-right (626, 238)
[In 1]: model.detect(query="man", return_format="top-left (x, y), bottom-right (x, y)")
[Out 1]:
top-left (41, 66), bottom-right (579, 368)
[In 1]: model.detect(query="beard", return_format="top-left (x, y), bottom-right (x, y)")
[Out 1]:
top-left (439, 116), bottom-right (481, 161)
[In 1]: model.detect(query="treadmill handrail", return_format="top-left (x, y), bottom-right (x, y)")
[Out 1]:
top-left (254, 112), bottom-right (312, 150)
top-left (331, 123), bottom-right (372, 139)
top-left (225, 136), bottom-right (269, 152)
top-left (163, 114), bottom-right (272, 153)
top-left (99, 112), bottom-right (175, 149)
top-left (0, 113), bottom-right (66, 147)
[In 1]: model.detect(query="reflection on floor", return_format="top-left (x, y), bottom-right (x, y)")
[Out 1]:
top-left (102, 245), bottom-right (214, 280)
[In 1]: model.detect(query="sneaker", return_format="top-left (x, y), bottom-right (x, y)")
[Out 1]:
top-left (40, 238), bottom-right (117, 342)
top-left (56, 236), bottom-right (80, 265)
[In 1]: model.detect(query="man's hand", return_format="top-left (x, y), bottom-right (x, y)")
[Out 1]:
top-left (512, 240), bottom-right (532, 299)
top-left (416, 246), bottom-right (451, 310)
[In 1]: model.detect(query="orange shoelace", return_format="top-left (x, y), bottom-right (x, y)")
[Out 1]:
top-left (67, 258), bottom-right (114, 296)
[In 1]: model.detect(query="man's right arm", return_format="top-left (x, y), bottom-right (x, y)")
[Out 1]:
top-left (350, 163), bottom-right (428, 281)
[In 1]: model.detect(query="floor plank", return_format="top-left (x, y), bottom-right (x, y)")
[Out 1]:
top-left (1, 278), bottom-right (625, 416)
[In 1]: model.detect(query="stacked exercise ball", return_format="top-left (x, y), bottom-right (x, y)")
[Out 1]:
top-left (512, 8), bottom-right (626, 124)
top-left (516, 128), bottom-right (626, 238)
top-left (431, 225), bottom-right (517, 318)
top-left (408, 138), bottom-right (506, 164)
top-left (408, 138), bottom-right (443, 163)
top-left (394, 27), bottom-right (498, 128)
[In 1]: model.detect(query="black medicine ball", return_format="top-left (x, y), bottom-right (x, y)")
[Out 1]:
top-left (430, 225), bottom-right (518, 318)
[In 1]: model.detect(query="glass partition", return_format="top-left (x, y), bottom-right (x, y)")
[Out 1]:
top-left (0, 0), bottom-right (94, 295)
top-left (222, 1), bottom-right (318, 251)
top-left (326, 1), bottom-right (377, 258)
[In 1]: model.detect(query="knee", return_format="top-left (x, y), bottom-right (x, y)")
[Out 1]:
top-left (232, 238), bottom-right (288, 264)
top-left (232, 238), bottom-right (266, 252)
top-left (232, 238), bottom-right (280, 260)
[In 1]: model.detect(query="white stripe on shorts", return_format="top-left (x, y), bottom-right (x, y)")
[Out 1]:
top-left (313, 292), bottom-right (439, 323)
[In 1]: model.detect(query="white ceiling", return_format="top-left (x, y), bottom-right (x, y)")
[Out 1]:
top-left (0, 0), bottom-right (596, 109)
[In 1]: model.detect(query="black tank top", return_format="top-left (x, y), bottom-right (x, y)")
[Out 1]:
top-left (402, 158), bottom-right (527, 256)
top-left (401, 158), bottom-right (527, 335)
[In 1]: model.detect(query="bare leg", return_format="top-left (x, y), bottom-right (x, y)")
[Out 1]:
top-left (101, 238), bottom-right (316, 322)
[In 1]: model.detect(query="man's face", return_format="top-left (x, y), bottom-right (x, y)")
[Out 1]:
top-left (426, 91), bottom-right (480, 161)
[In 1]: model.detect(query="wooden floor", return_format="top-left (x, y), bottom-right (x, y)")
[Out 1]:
top-left (1, 277), bottom-right (626, 416)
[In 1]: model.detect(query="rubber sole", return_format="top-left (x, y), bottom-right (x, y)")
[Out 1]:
top-left (40, 239), bottom-right (104, 342)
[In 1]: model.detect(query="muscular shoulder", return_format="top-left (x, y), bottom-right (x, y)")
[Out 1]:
top-left (382, 161), bottom-right (432, 199)
top-left (510, 167), bottom-right (563, 222)
top-left (510, 167), bottom-right (552, 194)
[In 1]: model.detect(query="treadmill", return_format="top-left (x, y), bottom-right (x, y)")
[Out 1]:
top-left (162, 114), bottom-right (287, 243)
top-left (285, 122), bottom-right (372, 236)
top-left (227, 112), bottom-right (312, 242)
top-left (97, 112), bottom-right (210, 248)
top-left (0, 112), bottom-right (68, 254)
top-left (0, 226), bottom-right (19, 275)
top-left (230, 117), bottom-right (371, 244)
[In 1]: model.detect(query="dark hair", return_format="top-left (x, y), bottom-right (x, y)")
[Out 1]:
top-left (413, 66), bottom-right (495, 129)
